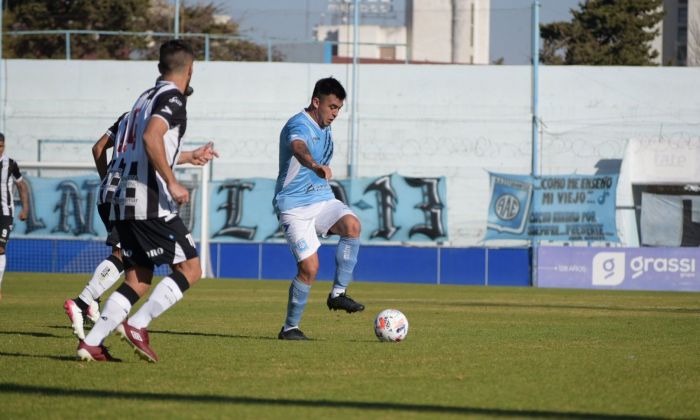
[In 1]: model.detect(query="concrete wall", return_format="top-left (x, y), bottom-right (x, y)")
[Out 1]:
top-left (2, 60), bottom-right (699, 246)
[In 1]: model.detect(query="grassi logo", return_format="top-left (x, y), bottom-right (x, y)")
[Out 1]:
top-left (630, 256), bottom-right (696, 279)
top-left (592, 252), bottom-right (625, 286)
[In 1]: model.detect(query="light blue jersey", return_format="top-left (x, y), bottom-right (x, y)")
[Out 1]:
top-left (273, 110), bottom-right (335, 213)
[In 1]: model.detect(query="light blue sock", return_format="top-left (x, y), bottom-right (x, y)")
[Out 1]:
top-left (284, 277), bottom-right (311, 329)
top-left (333, 237), bottom-right (360, 291)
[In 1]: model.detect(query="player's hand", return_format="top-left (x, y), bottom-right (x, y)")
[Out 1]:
top-left (313, 165), bottom-right (332, 180)
top-left (168, 181), bottom-right (189, 205)
top-left (18, 209), bottom-right (28, 221)
top-left (191, 142), bottom-right (219, 166)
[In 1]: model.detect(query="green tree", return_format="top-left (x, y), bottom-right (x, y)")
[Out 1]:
top-left (3, 0), bottom-right (279, 61)
top-left (4, 0), bottom-right (151, 59)
top-left (143, 0), bottom-right (282, 61)
top-left (540, 0), bottom-right (664, 65)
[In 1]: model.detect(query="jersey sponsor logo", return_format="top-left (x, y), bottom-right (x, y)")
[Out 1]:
top-left (162, 106), bottom-right (173, 115)
top-left (169, 96), bottom-right (183, 106)
top-left (146, 247), bottom-right (164, 258)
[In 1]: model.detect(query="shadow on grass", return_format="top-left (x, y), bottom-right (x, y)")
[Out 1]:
top-left (0, 351), bottom-right (77, 362)
top-left (0, 382), bottom-right (662, 419)
top-left (439, 302), bottom-right (700, 314)
top-left (149, 329), bottom-right (280, 341)
top-left (0, 330), bottom-right (62, 338)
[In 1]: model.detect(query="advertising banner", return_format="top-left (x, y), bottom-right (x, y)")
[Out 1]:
top-left (485, 172), bottom-right (618, 242)
top-left (15, 173), bottom-right (448, 243)
top-left (537, 246), bottom-right (700, 292)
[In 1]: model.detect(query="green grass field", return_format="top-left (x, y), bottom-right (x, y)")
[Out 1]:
top-left (0, 273), bottom-right (698, 419)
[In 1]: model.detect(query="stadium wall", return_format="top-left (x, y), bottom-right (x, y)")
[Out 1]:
top-left (2, 61), bottom-right (699, 248)
top-left (7, 239), bottom-right (531, 286)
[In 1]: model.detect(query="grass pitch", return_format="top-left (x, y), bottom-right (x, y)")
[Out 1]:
top-left (0, 273), bottom-right (698, 419)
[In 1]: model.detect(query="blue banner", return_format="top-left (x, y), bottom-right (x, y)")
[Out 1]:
top-left (485, 172), bottom-right (618, 242)
top-left (15, 173), bottom-right (448, 243)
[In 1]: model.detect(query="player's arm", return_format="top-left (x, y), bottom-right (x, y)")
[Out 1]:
top-left (291, 139), bottom-right (332, 180)
top-left (142, 117), bottom-right (189, 204)
top-left (16, 179), bottom-right (29, 221)
top-left (92, 133), bottom-right (113, 179)
top-left (11, 162), bottom-right (29, 221)
top-left (177, 142), bottom-right (219, 166)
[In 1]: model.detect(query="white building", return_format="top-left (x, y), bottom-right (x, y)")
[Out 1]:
top-left (315, 0), bottom-right (490, 64)
top-left (406, 0), bottom-right (490, 64)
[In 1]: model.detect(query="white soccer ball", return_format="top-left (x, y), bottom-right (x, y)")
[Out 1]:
top-left (374, 309), bottom-right (409, 342)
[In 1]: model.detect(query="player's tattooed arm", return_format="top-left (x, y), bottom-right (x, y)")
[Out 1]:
top-left (291, 139), bottom-right (332, 180)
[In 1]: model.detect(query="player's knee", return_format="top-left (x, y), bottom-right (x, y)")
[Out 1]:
top-left (175, 258), bottom-right (201, 284)
top-left (297, 259), bottom-right (319, 283)
top-left (345, 216), bottom-right (361, 238)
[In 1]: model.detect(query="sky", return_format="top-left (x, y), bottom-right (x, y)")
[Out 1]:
top-left (213, 0), bottom-right (582, 65)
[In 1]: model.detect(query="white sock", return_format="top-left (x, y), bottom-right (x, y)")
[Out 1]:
top-left (84, 292), bottom-right (132, 346)
top-left (331, 286), bottom-right (345, 298)
top-left (0, 254), bottom-right (5, 290)
top-left (78, 258), bottom-right (123, 305)
top-left (128, 277), bottom-right (183, 329)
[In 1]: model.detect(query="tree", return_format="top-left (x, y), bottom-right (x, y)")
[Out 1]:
top-left (3, 0), bottom-right (280, 61)
top-left (4, 0), bottom-right (151, 59)
top-left (540, 0), bottom-right (664, 65)
top-left (142, 0), bottom-right (282, 61)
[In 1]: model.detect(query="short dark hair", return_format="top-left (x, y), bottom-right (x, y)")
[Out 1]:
top-left (0, 133), bottom-right (4, 142)
top-left (312, 77), bottom-right (346, 101)
top-left (158, 39), bottom-right (195, 76)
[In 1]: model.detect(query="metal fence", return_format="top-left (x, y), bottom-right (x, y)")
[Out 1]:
top-left (6, 29), bottom-right (409, 63)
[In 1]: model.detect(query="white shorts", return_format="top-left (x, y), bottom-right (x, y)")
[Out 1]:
top-left (279, 199), bottom-right (356, 262)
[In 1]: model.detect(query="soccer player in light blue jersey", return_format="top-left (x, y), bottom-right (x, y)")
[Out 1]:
top-left (274, 77), bottom-right (364, 340)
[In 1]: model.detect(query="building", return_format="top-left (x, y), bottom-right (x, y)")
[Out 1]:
top-left (314, 0), bottom-right (491, 64)
top-left (406, 0), bottom-right (490, 64)
top-left (660, 0), bottom-right (700, 65)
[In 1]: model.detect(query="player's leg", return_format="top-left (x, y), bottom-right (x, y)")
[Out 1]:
top-left (65, 247), bottom-right (123, 339)
top-left (319, 200), bottom-right (364, 313)
top-left (118, 216), bottom-right (199, 362)
top-left (0, 216), bottom-right (13, 301)
top-left (65, 204), bottom-right (124, 337)
top-left (78, 221), bottom-right (153, 362)
top-left (278, 207), bottom-right (321, 340)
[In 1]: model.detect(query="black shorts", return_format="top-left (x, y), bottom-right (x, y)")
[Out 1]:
top-left (0, 216), bottom-right (13, 247)
top-left (115, 215), bottom-right (198, 271)
top-left (97, 203), bottom-right (120, 248)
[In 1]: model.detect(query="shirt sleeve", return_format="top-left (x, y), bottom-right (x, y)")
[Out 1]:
top-left (151, 90), bottom-right (187, 129)
top-left (106, 112), bottom-right (128, 139)
top-left (286, 122), bottom-right (311, 146)
top-left (9, 159), bottom-right (22, 182)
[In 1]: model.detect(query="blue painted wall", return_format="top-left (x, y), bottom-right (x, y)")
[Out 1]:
top-left (8, 239), bottom-right (531, 286)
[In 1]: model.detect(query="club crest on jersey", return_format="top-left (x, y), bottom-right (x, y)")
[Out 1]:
top-left (169, 97), bottom-right (183, 106)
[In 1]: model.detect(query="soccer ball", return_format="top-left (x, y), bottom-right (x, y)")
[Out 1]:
top-left (374, 309), bottom-right (409, 342)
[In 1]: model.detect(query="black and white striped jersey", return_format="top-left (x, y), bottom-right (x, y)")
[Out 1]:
top-left (98, 112), bottom-right (129, 206)
top-left (0, 155), bottom-right (23, 217)
top-left (109, 80), bottom-right (188, 220)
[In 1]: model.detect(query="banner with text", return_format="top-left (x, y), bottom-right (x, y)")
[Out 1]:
top-left (537, 246), bottom-right (700, 292)
top-left (15, 173), bottom-right (448, 243)
top-left (485, 172), bottom-right (618, 242)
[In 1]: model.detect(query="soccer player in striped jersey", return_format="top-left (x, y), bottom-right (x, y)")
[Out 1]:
top-left (64, 84), bottom-right (209, 340)
top-left (0, 133), bottom-right (29, 301)
top-left (77, 39), bottom-right (217, 362)
top-left (274, 77), bottom-right (364, 341)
